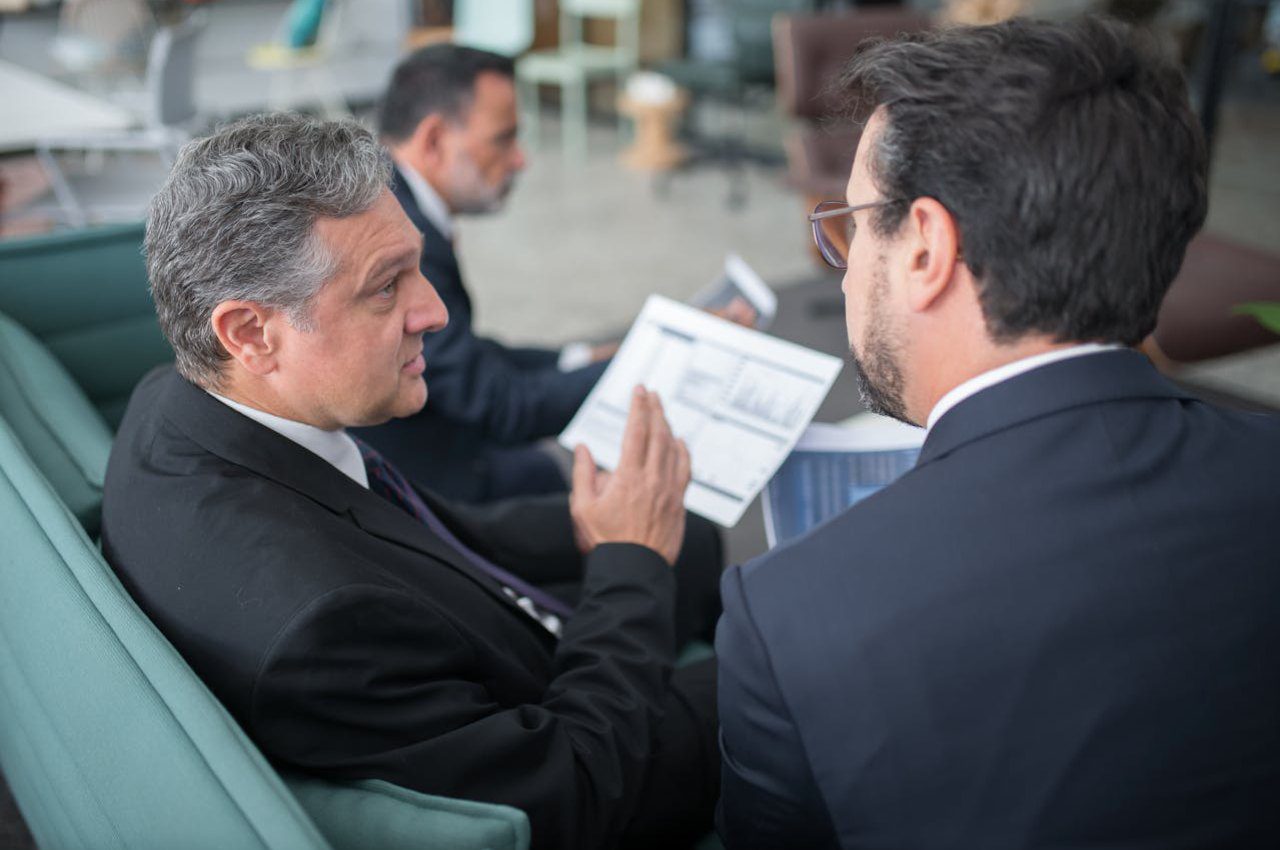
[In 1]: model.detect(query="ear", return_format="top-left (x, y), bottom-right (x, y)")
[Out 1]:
top-left (408, 113), bottom-right (453, 171)
top-left (210, 300), bottom-right (281, 377)
top-left (902, 197), bottom-right (962, 314)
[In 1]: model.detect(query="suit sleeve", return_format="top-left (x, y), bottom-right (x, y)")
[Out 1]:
top-left (716, 564), bottom-right (839, 850)
top-left (422, 253), bottom-right (608, 444)
top-left (252, 543), bottom-right (676, 850)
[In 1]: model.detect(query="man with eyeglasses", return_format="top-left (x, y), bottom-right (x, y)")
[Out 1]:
top-left (716, 17), bottom-right (1280, 849)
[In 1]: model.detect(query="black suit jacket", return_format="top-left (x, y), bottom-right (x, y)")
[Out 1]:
top-left (355, 167), bottom-right (609, 501)
top-left (101, 368), bottom-right (679, 850)
top-left (716, 350), bottom-right (1280, 849)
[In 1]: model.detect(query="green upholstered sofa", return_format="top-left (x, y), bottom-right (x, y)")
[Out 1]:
top-left (0, 223), bottom-right (173, 428)
top-left (0, 269), bottom-right (531, 848)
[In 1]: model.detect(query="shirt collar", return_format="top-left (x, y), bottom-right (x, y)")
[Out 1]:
top-left (393, 155), bottom-right (454, 241)
top-left (926, 343), bottom-right (1123, 432)
top-left (205, 390), bottom-right (369, 488)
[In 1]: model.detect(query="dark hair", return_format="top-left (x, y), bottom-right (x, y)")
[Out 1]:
top-left (841, 16), bottom-right (1208, 346)
top-left (378, 44), bottom-right (515, 142)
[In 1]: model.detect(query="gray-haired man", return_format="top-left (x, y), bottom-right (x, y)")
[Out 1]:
top-left (102, 113), bottom-right (721, 850)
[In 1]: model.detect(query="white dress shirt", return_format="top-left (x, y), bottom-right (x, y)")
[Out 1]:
top-left (393, 153), bottom-right (455, 242)
top-left (926, 343), bottom-right (1122, 432)
top-left (207, 391), bottom-right (368, 487)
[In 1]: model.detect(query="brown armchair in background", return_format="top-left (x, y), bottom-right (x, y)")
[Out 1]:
top-left (1149, 232), bottom-right (1280, 364)
top-left (772, 7), bottom-right (932, 256)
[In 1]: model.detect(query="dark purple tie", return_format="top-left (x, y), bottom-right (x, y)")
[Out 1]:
top-left (351, 436), bottom-right (573, 622)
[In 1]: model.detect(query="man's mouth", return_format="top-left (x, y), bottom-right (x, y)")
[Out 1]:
top-left (402, 352), bottom-right (425, 375)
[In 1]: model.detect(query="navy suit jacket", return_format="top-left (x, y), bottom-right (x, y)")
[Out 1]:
top-left (716, 350), bottom-right (1280, 849)
top-left (355, 167), bottom-right (608, 502)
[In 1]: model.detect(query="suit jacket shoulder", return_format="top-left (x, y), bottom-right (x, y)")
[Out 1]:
top-left (719, 351), bottom-right (1280, 848)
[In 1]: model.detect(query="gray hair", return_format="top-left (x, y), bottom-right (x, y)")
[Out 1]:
top-left (146, 112), bottom-right (392, 387)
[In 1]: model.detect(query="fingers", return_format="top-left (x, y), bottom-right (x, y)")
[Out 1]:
top-left (674, 437), bottom-right (692, 491)
top-left (618, 385), bottom-right (651, 471)
top-left (572, 444), bottom-right (596, 500)
top-left (645, 391), bottom-right (675, 471)
top-left (727, 297), bottom-right (758, 327)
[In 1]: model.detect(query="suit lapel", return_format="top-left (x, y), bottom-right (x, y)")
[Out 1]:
top-left (919, 349), bottom-right (1192, 465)
top-left (157, 372), bottom-right (531, 616)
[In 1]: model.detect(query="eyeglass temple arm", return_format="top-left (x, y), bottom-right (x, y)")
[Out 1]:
top-left (808, 205), bottom-right (855, 222)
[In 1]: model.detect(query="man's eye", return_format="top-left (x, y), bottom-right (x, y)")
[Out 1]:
top-left (377, 278), bottom-right (397, 298)
top-left (846, 218), bottom-right (857, 241)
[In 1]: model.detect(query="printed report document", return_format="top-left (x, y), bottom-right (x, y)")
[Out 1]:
top-left (560, 295), bottom-right (843, 527)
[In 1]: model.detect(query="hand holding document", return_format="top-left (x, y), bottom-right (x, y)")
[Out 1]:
top-left (689, 253), bottom-right (778, 330)
top-left (569, 387), bottom-right (691, 565)
top-left (762, 413), bottom-right (925, 548)
top-left (560, 295), bottom-right (843, 527)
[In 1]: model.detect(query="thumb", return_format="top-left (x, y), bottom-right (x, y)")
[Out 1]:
top-left (572, 444), bottom-right (597, 499)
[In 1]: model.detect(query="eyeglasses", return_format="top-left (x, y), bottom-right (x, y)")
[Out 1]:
top-left (808, 199), bottom-right (905, 270)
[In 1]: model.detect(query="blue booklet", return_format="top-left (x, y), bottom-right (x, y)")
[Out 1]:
top-left (763, 417), bottom-right (924, 548)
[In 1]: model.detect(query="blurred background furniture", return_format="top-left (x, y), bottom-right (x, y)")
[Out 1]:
top-left (453, 0), bottom-right (535, 55)
top-left (36, 14), bottom-right (204, 227)
top-left (47, 0), bottom-right (152, 92)
top-left (517, 0), bottom-right (641, 159)
top-left (247, 0), bottom-right (350, 118)
top-left (0, 59), bottom-right (133, 154)
top-left (656, 0), bottom-right (811, 208)
top-left (1151, 232), bottom-right (1280, 362)
top-left (773, 8), bottom-right (932, 226)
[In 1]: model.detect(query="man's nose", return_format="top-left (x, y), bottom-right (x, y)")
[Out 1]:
top-left (510, 142), bottom-right (527, 173)
top-left (406, 273), bottom-right (448, 335)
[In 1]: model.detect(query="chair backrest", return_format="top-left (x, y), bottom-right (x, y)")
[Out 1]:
top-left (773, 8), bottom-right (932, 119)
top-left (560, 0), bottom-right (640, 62)
top-left (454, 0), bottom-right (536, 56)
top-left (727, 0), bottom-right (812, 85)
top-left (146, 15), bottom-right (205, 129)
top-left (0, 222), bottom-right (173, 428)
top-left (0, 415), bottom-right (335, 850)
top-left (0, 310), bottom-right (113, 536)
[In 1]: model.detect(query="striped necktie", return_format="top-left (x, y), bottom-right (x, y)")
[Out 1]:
top-left (351, 436), bottom-right (572, 632)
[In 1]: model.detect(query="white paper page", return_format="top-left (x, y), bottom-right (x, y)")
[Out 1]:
top-left (799, 414), bottom-right (926, 451)
top-left (560, 295), bottom-right (843, 527)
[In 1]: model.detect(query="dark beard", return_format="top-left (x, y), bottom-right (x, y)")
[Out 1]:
top-left (849, 348), bottom-right (910, 424)
top-left (849, 261), bottom-right (912, 424)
